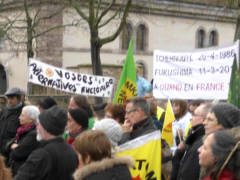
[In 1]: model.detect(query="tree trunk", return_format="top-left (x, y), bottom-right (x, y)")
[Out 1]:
top-left (27, 34), bottom-right (34, 59)
top-left (90, 36), bottom-right (103, 104)
top-left (90, 38), bottom-right (102, 75)
top-left (234, 15), bottom-right (240, 41)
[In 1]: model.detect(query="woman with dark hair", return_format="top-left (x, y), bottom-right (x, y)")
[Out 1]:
top-left (171, 100), bottom-right (192, 153)
top-left (104, 103), bottom-right (125, 124)
top-left (73, 130), bottom-right (133, 180)
top-left (68, 95), bottom-right (95, 129)
top-left (198, 129), bottom-right (240, 180)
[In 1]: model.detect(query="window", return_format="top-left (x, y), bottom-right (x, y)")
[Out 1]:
top-left (0, 65), bottom-right (6, 94)
top-left (0, 29), bottom-right (4, 49)
top-left (209, 30), bottom-right (218, 47)
top-left (121, 23), bottom-right (132, 50)
top-left (136, 24), bottom-right (147, 51)
top-left (196, 29), bottom-right (206, 48)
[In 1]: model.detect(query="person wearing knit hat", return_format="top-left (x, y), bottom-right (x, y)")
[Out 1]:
top-left (14, 105), bottom-right (78, 180)
top-left (37, 97), bottom-right (57, 112)
top-left (93, 118), bottom-right (123, 148)
top-left (203, 102), bottom-right (240, 135)
top-left (66, 108), bottom-right (89, 146)
top-left (38, 105), bottom-right (67, 138)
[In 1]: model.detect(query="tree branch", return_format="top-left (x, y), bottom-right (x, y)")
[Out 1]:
top-left (89, 0), bottom-right (95, 30)
top-left (98, 7), bottom-right (120, 28)
top-left (33, 23), bottom-right (75, 39)
top-left (96, 0), bottom-right (102, 19)
top-left (100, 0), bottom-right (132, 46)
top-left (96, 0), bottom-right (116, 26)
top-left (33, 6), bottom-right (65, 28)
top-left (70, 0), bottom-right (89, 22)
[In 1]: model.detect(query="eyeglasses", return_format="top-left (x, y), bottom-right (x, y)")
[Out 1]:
top-left (192, 113), bottom-right (203, 118)
top-left (126, 108), bottom-right (137, 114)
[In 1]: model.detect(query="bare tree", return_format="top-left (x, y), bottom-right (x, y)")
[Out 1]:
top-left (70, 0), bottom-right (132, 76)
top-left (0, 0), bottom-right (73, 60)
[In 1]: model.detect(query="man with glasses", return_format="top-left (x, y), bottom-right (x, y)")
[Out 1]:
top-left (171, 103), bottom-right (212, 180)
top-left (118, 96), bottom-right (157, 145)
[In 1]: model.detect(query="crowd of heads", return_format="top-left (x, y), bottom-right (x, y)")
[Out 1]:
top-left (1, 87), bottom-right (240, 180)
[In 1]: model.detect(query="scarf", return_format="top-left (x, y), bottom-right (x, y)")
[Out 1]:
top-left (16, 122), bottom-right (35, 142)
top-left (7, 102), bottom-right (23, 110)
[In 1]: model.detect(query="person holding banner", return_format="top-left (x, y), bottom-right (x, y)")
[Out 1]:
top-left (119, 96), bottom-right (173, 179)
top-left (171, 100), bottom-right (192, 153)
top-left (73, 130), bottom-right (133, 180)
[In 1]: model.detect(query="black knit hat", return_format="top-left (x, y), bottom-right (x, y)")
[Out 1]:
top-left (69, 108), bottom-right (89, 129)
top-left (38, 97), bottom-right (57, 110)
top-left (39, 105), bottom-right (67, 136)
top-left (211, 102), bottom-right (240, 128)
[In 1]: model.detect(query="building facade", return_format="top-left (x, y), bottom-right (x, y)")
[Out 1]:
top-left (0, 0), bottom-right (238, 95)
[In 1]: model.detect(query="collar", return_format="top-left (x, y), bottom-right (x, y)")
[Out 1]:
top-left (7, 102), bottom-right (23, 110)
top-left (73, 156), bottom-right (134, 180)
top-left (39, 136), bottom-right (64, 147)
top-left (185, 124), bottom-right (205, 145)
top-left (133, 117), bottom-right (149, 130)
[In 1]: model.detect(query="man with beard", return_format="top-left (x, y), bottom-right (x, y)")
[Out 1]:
top-left (14, 105), bottom-right (78, 180)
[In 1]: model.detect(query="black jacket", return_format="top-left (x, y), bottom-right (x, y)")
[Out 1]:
top-left (0, 103), bottom-right (24, 157)
top-left (8, 126), bottom-right (39, 175)
top-left (14, 137), bottom-right (78, 180)
top-left (172, 124), bottom-right (204, 180)
top-left (119, 116), bottom-right (157, 145)
top-left (73, 156), bottom-right (134, 180)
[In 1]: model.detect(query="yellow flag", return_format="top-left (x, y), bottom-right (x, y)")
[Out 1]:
top-left (162, 99), bottom-right (175, 147)
top-left (117, 131), bottom-right (161, 180)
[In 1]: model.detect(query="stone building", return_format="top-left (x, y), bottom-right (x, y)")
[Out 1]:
top-left (0, 0), bottom-right (238, 97)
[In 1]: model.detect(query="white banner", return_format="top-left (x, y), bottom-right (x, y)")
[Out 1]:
top-left (28, 59), bottom-right (115, 97)
top-left (153, 42), bottom-right (239, 99)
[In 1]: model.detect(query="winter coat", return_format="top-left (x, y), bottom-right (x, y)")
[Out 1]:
top-left (171, 124), bottom-right (205, 180)
top-left (177, 124), bottom-right (204, 180)
top-left (137, 76), bottom-right (152, 96)
top-left (119, 116), bottom-right (157, 145)
top-left (73, 156), bottom-right (134, 180)
top-left (202, 169), bottom-right (238, 180)
top-left (7, 126), bottom-right (39, 175)
top-left (0, 104), bottom-right (23, 157)
top-left (14, 137), bottom-right (78, 180)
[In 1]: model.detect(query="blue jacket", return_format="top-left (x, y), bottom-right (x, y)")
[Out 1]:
top-left (137, 76), bottom-right (152, 96)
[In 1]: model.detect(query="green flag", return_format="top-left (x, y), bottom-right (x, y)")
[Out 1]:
top-left (113, 38), bottom-right (137, 104)
top-left (228, 56), bottom-right (240, 108)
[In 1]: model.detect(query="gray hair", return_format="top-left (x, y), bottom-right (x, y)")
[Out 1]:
top-left (199, 102), bottom-right (212, 118)
top-left (22, 105), bottom-right (40, 124)
top-left (126, 96), bottom-right (149, 116)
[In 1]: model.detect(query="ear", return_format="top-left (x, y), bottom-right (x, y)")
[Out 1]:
top-left (85, 155), bottom-right (92, 164)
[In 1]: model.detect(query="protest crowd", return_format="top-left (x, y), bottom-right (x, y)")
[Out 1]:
top-left (0, 40), bottom-right (240, 180)
top-left (0, 83), bottom-right (239, 180)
